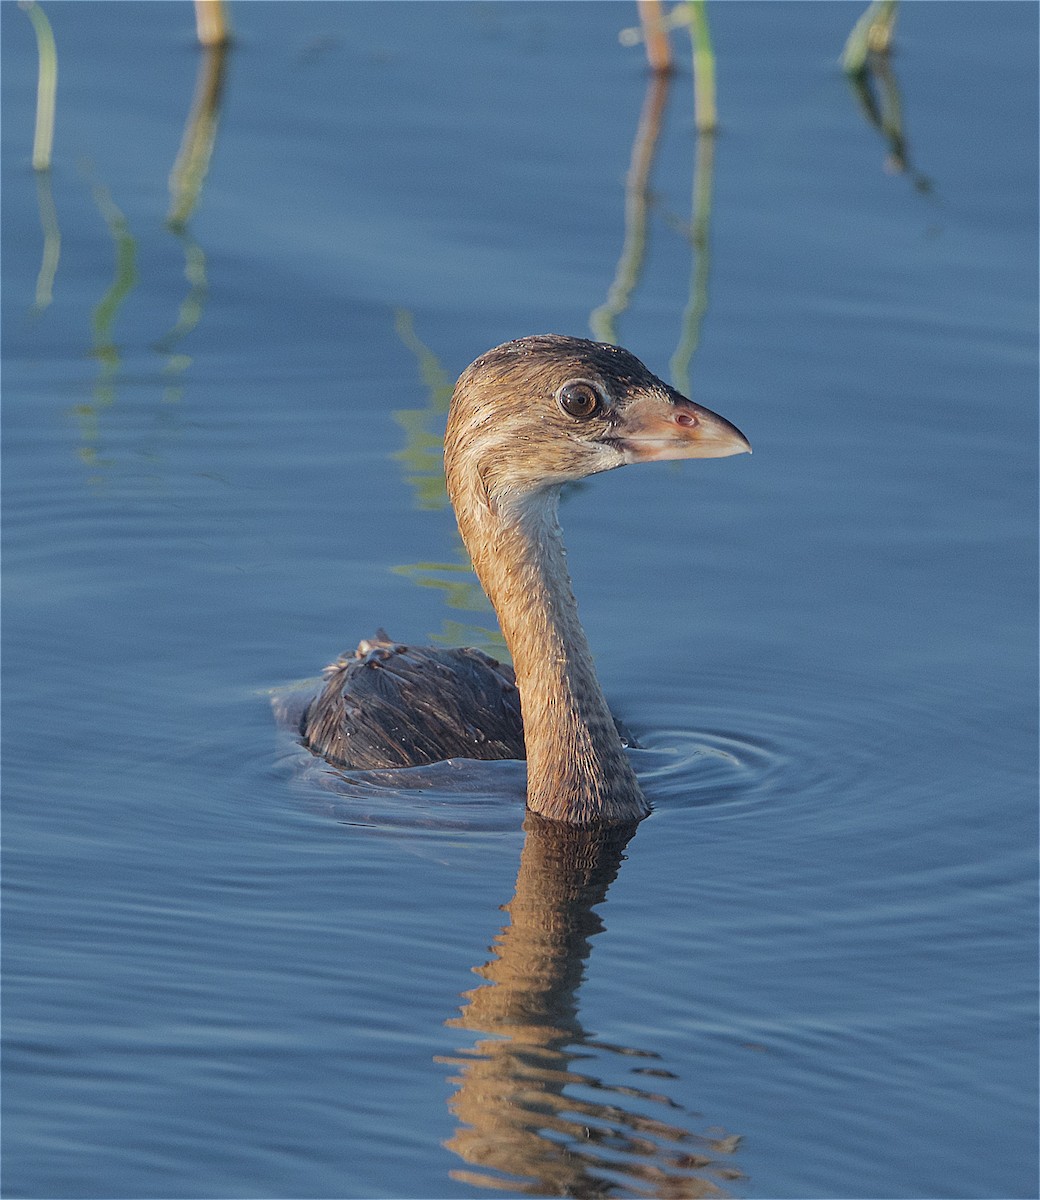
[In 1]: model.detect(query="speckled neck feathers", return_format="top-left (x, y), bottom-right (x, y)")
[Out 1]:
top-left (452, 481), bottom-right (648, 825)
top-left (445, 339), bottom-right (651, 825)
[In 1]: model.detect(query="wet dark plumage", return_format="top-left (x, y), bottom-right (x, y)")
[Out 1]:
top-left (301, 632), bottom-right (525, 769)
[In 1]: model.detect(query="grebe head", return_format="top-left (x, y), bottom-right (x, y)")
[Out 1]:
top-left (445, 335), bottom-right (750, 511)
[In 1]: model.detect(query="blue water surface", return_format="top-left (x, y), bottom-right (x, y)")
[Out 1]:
top-left (2, 3), bottom-right (1036, 1198)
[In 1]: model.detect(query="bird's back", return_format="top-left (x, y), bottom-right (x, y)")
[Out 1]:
top-left (300, 632), bottom-right (526, 770)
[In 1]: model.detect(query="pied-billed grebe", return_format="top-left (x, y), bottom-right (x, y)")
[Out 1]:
top-left (301, 336), bottom-right (749, 825)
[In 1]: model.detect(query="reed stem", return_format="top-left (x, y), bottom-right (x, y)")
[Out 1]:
top-left (20, 1), bottom-right (57, 171)
top-left (637, 0), bottom-right (672, 74)
top-left (194, 0), bottom-right (231, 48)
top-left (687, 0), bottom-right (717, 134)
top-left (843, 0), bottom-right (899, 75)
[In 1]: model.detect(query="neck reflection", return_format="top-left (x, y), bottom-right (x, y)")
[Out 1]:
top-left (440, 815), bottom-right (742, 1196)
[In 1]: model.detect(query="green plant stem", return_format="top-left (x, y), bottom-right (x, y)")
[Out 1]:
top-left (688, 0), bottom-right (716, 134)
top-left (843, 0), bottom-right (899, 76)
top-left (20, 1), bottom-right (57, 170)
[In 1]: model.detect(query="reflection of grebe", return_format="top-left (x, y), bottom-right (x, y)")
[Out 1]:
top-left (301, 336), bottom-right (749, 825)
top-left (441, 815), bottom-right (745, 1195)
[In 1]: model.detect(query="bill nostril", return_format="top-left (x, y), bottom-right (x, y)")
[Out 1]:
top-left (674, 411), bottom-right (698, 428)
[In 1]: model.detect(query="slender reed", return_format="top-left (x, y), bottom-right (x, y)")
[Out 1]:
top-left (843, 0), bottom-right (899, 76)
top-left (194, 0), bottom-right (231, 48)
top-left (637, 0), bottom-right (672, 73)
top-left (688, 0), bottom-right (717, 133)
top-left (168, 43), bottom-right (230, 230)
top-left (20, 1), bottom-right (57, 171)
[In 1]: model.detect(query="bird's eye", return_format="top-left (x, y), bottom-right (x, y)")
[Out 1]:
top-left (557, 381), bottom-right (601, 419)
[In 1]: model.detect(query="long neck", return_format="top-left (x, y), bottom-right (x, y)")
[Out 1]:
top-left (456, 486), bottom-right (649, 825)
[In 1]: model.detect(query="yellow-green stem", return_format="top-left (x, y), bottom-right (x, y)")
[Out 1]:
top-left (688, 0), bottom-right (717, 134)
top-left (20, 1), bottom-right (57, 171)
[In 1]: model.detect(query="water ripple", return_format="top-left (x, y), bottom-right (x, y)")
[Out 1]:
top-left (271, 652), bottom-right (1017, 840)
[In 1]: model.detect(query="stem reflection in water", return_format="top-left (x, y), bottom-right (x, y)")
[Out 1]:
top-left (843, 2), bottom-right (932, 195)
top-left (589, 71), bottom-right (670, 348)
top-left (32, 168), bottom-right (60, 313)
top-left (159, 41), bottom-right (230, 401)
top-left (392, 309), bottom-right (506, 656)
top-left (669, 129), bottom-right (714, 400)
top-left (45, 31), bottom-right (230, 478)
top-left (71, 175), bottom-right (137, 478)
top-left (440, 816), bottom-right (742, 1196)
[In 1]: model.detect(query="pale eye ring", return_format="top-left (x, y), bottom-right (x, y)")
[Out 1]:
top-left (557, 381), bottom-right (602, 419)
